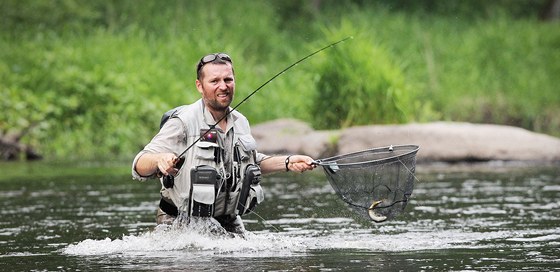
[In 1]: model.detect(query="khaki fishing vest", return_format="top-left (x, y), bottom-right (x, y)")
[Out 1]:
top-left (160, 100), bottom-right (263, 217)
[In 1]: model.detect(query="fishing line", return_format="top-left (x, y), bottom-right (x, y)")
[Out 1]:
top-left (237, 202), bottom-right (281, 232)
top-left (398, 157), bottom-right (421, 183)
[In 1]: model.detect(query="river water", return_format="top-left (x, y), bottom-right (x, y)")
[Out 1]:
top-left (0, 161), bottom-right (558, 271)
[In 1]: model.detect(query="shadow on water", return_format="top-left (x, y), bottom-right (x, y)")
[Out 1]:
top-left (0, 160), bottom-right (558, 271)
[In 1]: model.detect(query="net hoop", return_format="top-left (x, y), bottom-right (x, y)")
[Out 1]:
top-left (316, 145), bottom-right (419, 168)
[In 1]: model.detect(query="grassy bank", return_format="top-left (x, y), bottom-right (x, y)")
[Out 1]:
top-left (1, 0), bottom-right (558, 160)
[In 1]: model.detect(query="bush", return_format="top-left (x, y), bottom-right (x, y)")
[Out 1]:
top-left (309, 25), bottom-right (414, 129)
top-left (0, 32), bottom-right (170, 159)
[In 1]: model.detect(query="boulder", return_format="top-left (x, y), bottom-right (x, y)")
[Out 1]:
top-left (251, 119), bottom-right (340, 158)
top-left (251, 119), bottom-right (560, 163)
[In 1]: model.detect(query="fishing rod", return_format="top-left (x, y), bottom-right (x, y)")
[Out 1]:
top-left (174, 36), bottom-right (353, 161)
top-left (160, 37), bottom-right (353, 186)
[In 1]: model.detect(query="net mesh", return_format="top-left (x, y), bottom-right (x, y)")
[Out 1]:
top-left (317, 145), bottom-right (419, 223)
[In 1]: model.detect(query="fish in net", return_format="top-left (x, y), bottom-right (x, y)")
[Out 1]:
top-left (314, 145), bottom-right (419, 223)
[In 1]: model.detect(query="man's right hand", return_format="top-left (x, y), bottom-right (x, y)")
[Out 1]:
top-left (157, 153), bottom-right (180, 176)
top-left (135, 152), bottom-right (178, 177)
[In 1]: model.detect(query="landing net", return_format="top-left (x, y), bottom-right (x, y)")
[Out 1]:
top-left (316, 145), bottom-right (419, 223)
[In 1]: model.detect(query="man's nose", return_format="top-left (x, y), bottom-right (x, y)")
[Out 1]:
top-left (218, 80), bottom-right (228, 89)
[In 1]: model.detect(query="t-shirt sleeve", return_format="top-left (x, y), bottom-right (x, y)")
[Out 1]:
top-left (131, 118), bottom-right (185, 181)
top-left (255, 152), bottom-right (270, 165)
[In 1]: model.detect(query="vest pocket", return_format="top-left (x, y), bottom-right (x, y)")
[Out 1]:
top-left (240, 184), bottom-right (264, 215)
top-left (194, 141), bottom-right (219, 161)
top-left (236, 164), bottom-right (264, 215)
top-left (213, 191), bottom-right (240, 217)
top-left (236, 134), bottom-right (257, 163)
top-left (190, 165), bottom-right (220, 217)
top-left (191, 185), bottom-right (215, 217)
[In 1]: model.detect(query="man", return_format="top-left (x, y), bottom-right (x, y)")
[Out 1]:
top-left (132, 52), bottom-right (315, 234)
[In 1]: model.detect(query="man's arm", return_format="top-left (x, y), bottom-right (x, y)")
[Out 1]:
top-left (135, 152), bottom-right (179, 177)
top-left (259, 154), bottom-right (316, 175)
top-left (132, 118), bottom-right (185, 180)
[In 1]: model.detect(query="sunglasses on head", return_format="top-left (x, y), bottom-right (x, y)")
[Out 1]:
top-left (197, 53), bottom-right (232, 73)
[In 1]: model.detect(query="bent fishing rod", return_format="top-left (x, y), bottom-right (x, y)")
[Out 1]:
top-left (166, 36), bottom-right (353, 178)
top-left (177, 36), bottom-right (353, 158)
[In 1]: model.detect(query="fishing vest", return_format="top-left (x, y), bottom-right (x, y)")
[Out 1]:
top-left (160, 100), bottom-right (264, 218)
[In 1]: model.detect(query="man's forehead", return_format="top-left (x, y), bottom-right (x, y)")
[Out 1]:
top-left (200, 62), bottom-right (234, 78)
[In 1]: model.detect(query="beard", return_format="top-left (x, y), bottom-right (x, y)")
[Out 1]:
top-left (205, 93), bottom-right (233, 113)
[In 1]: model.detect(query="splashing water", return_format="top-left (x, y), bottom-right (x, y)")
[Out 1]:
top-left (62, 214), bottom-right (560, 258)
top-left (63, 218), bottom-right (306, 256)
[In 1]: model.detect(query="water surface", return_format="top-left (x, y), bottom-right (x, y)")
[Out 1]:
top-left (0, 161), bottom-right (558, 271)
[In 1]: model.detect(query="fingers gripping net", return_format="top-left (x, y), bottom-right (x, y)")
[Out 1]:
top-left (317, 145), bottom-right (419, 223)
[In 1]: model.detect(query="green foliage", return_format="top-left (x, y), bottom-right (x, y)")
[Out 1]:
top-left (373, 0), bottom-right (550, 20)
top-left (1, 0), bottom-right (559, 161)
top-left (0, 0), bottom-right (293, 160)
top-left (415, 15), bottom-right (560, 131)
top-left (1, 32), bottom-right (168, 159)
top-left (309, 25), bottom-right (413, 129)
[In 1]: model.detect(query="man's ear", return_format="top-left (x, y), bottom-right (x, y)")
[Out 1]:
top-left (195, 79), bottom-right (203, 94)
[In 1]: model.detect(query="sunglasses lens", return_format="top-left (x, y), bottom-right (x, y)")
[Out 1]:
top-left (197, 53), bottom-right (232, 76)
top-left (202, 54), bottom-right (217, 64)
top-left (200, 53), bottom-right (231, 66)
top-left (217, 53), bottom-right (231, 62)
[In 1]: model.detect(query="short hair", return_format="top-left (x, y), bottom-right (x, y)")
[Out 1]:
top-left (196, 53), bottom-right (233, 79)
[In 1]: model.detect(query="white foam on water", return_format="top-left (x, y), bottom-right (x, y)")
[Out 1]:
top-left (275, 227), bottom-right (514, 252)
top-left (542, 185), bottom-right (560, 191)
top-left (63, 219), bottom-right (307, 257)
top-left (63, 216), bottom-right (558, 257)
top-left (0, 227), bottom-right (23, 236)
top-left (507, 234), bottom-right (560, 242)
top-left (0, 252), bottom-right (48, 258)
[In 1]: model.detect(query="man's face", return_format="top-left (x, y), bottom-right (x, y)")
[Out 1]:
top-left (196, 62), bottom-right (235, 113)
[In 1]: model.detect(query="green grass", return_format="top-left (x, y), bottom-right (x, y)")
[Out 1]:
top-left (1, 0), bottom-right (559, 160)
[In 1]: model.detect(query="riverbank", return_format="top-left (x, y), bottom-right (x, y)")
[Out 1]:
top-left (252, 119), bottom-right (560, 163)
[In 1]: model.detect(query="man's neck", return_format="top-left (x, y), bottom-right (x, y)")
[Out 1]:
top-left (209, 109), bottom-right (228, 131)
